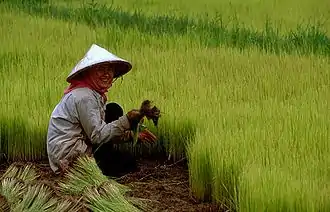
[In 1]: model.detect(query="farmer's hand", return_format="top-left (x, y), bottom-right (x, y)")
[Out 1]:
top-left (126, 109), bottom-right (144, 130)
top-left (138, 129), bottom-right (157, 144)
top-left (110, 130), bottom-right (134, 144)
top-left (121, 130), bottom-right (134, 143)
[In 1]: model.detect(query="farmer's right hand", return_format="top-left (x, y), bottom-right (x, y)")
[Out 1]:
top-left (138, 129), bottom-right (157, 144)
top-left (126, 109), bottom-right (144, 130)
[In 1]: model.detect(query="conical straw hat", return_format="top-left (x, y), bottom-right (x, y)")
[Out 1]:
top-left (66, 44), bottom-right (132, 82)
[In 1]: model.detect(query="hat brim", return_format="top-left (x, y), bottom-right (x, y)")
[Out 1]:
top-left (66, 61), bottom-right (132, 83)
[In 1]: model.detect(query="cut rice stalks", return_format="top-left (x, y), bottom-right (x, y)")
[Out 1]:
top-left (0, 164), bottom-right (81, 212)
top-left (59, 155), bottom-right (150, 211)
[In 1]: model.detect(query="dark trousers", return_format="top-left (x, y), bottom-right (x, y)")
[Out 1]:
top-left (92, 103), bottom-right (138, 178)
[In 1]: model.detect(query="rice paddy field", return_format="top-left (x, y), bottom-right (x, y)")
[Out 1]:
top-left (0, 0), bottom-right (330, 211)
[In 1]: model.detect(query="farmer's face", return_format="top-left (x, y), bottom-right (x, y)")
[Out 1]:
top-left (91, 64), bottom-right (115, 89)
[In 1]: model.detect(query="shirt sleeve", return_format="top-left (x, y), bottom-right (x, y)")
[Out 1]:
top-left (75, 95), bottom-right (131, 145)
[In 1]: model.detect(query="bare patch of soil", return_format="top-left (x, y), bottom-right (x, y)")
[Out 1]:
top-left (116, 159), bottom-right (220, 212)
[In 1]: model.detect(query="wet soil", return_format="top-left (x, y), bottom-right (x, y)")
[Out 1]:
top-left (0, 158), bottom-right (221, 212)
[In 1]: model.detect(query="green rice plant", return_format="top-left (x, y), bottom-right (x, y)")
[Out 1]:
top-left (155, 117), bottom-right (196, 161)
top-left (211, 154), bottom-right (241, 211)
top-left (0, 115), bottom-right (34, 161)
top-left (187, 136), bottom-right (213, 202)
top-left (237, 164), bottom-right (330, 212)
top-left (186, 47), bottom-right (330, 210)
top-left (61, 0), bottom-right (330, 31)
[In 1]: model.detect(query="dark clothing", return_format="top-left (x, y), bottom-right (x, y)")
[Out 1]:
top-left (93, 102), bottom-right (138, 177)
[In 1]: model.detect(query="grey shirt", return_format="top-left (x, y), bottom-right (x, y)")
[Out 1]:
top-left (46, 87), bottom-right (130, 174)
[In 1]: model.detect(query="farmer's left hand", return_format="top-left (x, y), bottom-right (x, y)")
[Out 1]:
top-left (126, 109), bottom-right (144, 130)
top-left (138, 129), bottom-right (157, 144)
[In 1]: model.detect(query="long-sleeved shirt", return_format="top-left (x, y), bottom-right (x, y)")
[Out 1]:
top-left (46, 87), bottom-right (130, 174)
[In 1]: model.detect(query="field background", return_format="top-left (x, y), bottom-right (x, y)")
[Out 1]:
top-left (1, 0), bottom-right (329, 211)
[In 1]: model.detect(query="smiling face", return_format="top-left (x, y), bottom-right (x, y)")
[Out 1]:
top-left (95, 64), bottom-right (115, 88)
top-left (86, 63), bottom-right (116, 90)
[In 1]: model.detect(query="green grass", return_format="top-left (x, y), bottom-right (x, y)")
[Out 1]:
top-left (4, 1), bottom-right (330, 56)
top-left (1, 0), bottom-right (330, 211)
top-left (57, 0), bottom-right (330, 33)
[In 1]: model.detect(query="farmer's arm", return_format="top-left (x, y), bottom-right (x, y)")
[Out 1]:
top-left (76, 96), bottom-right (131, 145)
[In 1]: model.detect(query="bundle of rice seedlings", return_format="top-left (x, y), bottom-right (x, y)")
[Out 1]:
top-left (0, 164), bottom-right (81, 212)
top-left (0, 164), bottom-right (38, 184)
top-left (11, 184), bottom-right (60, 212)
top-left (83, 182), bottom-right (142, 212)
top-left (10, 183), bottom-right (81, 212)
top-left (0, 165), bottom-right (37, 210)
top-left (59, 155), bottom-right (151, 211)
top-left (0, 178), bottom-right (25, 208)
top-left (59, 156), bottom-right (129, 196)
top-left (52, 199), bottom-right (82, 212)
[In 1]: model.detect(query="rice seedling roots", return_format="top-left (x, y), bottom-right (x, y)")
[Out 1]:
top-left (0, 157), bottom-right (221, 212)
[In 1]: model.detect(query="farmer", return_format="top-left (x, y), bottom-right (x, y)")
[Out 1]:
top-left (47, 44), bottom-right (157, 176)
